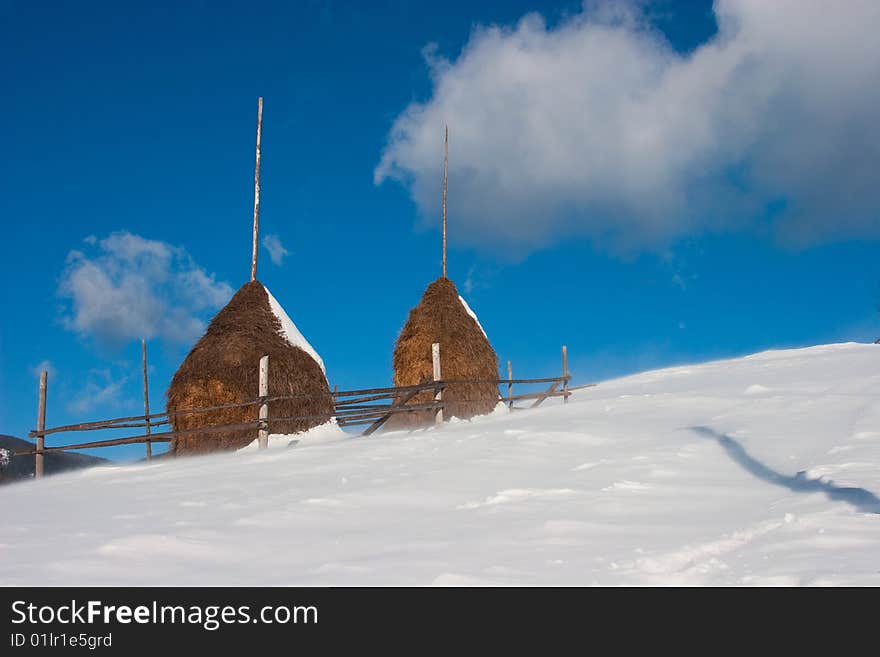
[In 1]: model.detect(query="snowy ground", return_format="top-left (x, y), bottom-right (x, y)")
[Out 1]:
top-left (2, 343), bottom-right (879, 586)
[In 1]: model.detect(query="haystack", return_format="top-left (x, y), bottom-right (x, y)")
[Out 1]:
top-left (166, 280), bottom-right (333, 454)
top-left (388, 277), bottom-right (499, 428)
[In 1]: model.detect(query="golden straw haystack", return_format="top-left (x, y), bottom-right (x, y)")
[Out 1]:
top-left (387, 276), bottom-right (499, 428)
top-left (166, 280), bottom-right (333, 454)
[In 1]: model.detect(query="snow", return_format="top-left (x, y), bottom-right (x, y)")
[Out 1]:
top-left (238, 420), bottom-right (346, 452)
top-left (2, 342), bottom-right (879, 586)
top-left (264, 286), bottom-right (326, 376)
top-left (458, 295), bottom-right (488, 339)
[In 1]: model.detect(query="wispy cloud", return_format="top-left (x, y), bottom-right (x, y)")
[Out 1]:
top-left (376, 0), bottom-right (880, 257)
top-left (262, 234), bottom-right (289, 266)
top-left (463, 266), bottom-right (476, 295)
top-left (58, 231), bottom-right (233, 348)
top-left (461, 264), bottom-right (497, 295)
top-left (662, 249), bottom-right (698, 291)
top-left (67, 367), bottom-right (132, 415)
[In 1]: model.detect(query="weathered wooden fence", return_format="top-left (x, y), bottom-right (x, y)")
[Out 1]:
top-left (18, 344), bottom-right (587, 478)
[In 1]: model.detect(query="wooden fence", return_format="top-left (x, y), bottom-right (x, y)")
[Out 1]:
top-left (18, 344), bottom-right (589, 478)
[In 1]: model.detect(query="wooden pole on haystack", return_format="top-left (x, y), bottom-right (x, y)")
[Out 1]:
top-left (258, 355), bottom-right (269, 449)
top-left (142, 339), bottom-right (152, 460)
top-left (250, 96), bottom-right (264, 282)
top-left (442, 125), bottom-right (448, 279)
top-left (35, 371), bottom-right (47, 479)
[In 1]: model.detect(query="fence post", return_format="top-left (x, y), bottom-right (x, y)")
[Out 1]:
top-left (0, 447), bottom-right (9, 484)
top-left (432, 342), bottom-right (443, 424)
top-left (507, 360), bottom-right (513, 410)
top-left (35, 370), bottom-right (47, 479)
top-left (258, 355), bottom-right (269, 449)
top-left (562, 345), bottom-right (570, 403)
top-left (142, 340), bottom-right (152, 460)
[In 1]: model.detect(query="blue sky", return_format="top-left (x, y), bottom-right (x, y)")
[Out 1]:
top-left (2, 0), bottom-right (879, 460)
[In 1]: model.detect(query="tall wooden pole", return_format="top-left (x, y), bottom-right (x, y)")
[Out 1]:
top-left (35, 371), bottom-right (47, 479)
top-left (142, 339), bottom-right (152, 460)
top-left (258, 355), bottom-right (269, 449)
top-left (442, 125), bottom-right (448, 279)
top-left (250, 96), bottom-right (264, 282)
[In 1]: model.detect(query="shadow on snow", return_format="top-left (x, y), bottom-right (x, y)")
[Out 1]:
top-left (690, 426), bottom-right (880, 515)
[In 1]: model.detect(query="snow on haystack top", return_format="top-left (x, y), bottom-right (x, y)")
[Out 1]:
top-left (458, 295), bottom-right (487, 339)
top-left (264, 286), bottom-right (326, 376)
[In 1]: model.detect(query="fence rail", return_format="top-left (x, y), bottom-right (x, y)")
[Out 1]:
top-left (17, 344), bottom-right (588, 478)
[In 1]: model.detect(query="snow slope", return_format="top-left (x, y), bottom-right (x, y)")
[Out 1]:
top-left (2, 343), bottom-right (879, 586)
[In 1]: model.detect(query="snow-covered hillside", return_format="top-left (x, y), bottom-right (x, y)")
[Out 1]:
top-left (2, 343), bottom-right (879, 586)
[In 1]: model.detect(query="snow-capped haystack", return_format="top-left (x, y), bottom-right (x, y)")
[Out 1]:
top-left (166, 280), bottom-right (333, 455)
top-left (388, 277), bottom-right (499, 428)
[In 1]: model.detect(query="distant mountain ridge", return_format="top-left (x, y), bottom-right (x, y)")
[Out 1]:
top-left (0, 435), bottom-right (107, 484)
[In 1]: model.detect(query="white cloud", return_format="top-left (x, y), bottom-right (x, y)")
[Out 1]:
top-left (376, 0), bottom-right (880, 256)
top-left (58, 232), bottom-right (234, 347)
top-left (463, 266), bottom-right (476, 294)
top-left (461, 263), bottom-right (497, 294)
top-left (67, 367), bottom-right (131, 415)
top-left (262, 234), bottom-right (289, 266)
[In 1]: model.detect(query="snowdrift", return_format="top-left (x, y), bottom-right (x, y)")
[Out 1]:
top-left (2, 343), bottom-right (879, 586)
